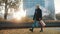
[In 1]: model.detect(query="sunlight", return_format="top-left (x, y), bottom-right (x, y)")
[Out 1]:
top-left (54, 0), bottom-right (60, 14)
top-left (13, 10), bottom-right (26, 20)
top-left (13, 0), bottom-right (26, 20)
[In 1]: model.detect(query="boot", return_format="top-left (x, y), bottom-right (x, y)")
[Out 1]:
top-left (29, 28), bottom-right (33, 32)
top-left (40, 27), bottom-right (43, 32)
top-left (40, 30), bottom-right (43, 32)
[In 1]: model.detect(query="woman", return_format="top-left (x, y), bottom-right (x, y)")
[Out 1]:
top-left (29, 5), bottom-right (43, 32)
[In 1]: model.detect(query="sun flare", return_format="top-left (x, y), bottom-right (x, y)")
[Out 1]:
top-left (13, 10), bottom-right (26, 20)
top-left (12, 0), bottom-right (26, 20)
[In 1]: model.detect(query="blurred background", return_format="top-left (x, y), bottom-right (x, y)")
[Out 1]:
top-left (0, 0), bottom-right (60, 22)
top-left (0, 0), bottom-right (60, 34)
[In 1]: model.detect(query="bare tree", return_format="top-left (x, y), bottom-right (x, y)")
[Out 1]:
top-left (0, 0), bottom-right (20, 19)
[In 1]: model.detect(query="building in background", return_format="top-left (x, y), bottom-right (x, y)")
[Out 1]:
top-left (45, 0), bottom-right (56, 20)
top-left (23, 0), bottom-right (45, 9)
top-left (23, 0), bottom-right (56, 20)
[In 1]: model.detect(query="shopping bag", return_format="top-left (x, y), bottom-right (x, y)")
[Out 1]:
top-left (40, 20), bottom-right (46, 26)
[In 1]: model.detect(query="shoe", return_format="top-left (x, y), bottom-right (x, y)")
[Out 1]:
top-left (40, 30), bottom-right (43, 32)
top-left (29, 29), bottom-right (33, 32)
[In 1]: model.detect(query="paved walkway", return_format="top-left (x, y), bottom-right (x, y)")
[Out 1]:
top-left (0, 27), bottom-right (60, 34)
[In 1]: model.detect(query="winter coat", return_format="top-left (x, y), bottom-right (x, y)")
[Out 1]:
top-left (33, 8), bottom-right (42, 21)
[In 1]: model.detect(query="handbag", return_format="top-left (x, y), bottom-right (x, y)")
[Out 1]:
top-left (40, 20), bottom-right (46, 26)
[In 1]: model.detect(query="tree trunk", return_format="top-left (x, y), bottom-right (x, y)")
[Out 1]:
top-left (4, 0), bottom-right (8, 19)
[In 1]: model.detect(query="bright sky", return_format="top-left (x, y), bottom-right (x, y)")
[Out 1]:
top-left (54, 0), bottom-right (60, 14)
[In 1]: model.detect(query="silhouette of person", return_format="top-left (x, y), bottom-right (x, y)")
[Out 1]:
top-left (29, 5), bottom-right (43, 32)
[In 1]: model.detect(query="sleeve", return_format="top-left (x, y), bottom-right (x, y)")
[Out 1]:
top-left (33, 9), bottom-right (36, 20)
top-left (38, 9), bottom-right (42, 20)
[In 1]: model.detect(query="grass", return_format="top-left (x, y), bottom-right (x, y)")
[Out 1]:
top-left (0, 28), bottom-right (60, 34)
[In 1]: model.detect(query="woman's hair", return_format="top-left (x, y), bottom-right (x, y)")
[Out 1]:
top-left (36, 4), bottom-right (40, 9)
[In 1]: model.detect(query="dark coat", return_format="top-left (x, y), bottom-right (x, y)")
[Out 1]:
top-left (33, 8), bottom-right (42, 21)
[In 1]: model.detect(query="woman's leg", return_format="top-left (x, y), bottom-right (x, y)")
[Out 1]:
top-left (32, 19), bottom-right (37, 30)
top-left (29, 19), bottom-right (36, 32)
top-left (40, 23), bottom-right (43, 32)
top-left (36, 21), bottom-right (39, 27)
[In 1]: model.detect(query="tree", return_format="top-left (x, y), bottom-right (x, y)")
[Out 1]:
top-left (0, 0), bottom-right (20, 19)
